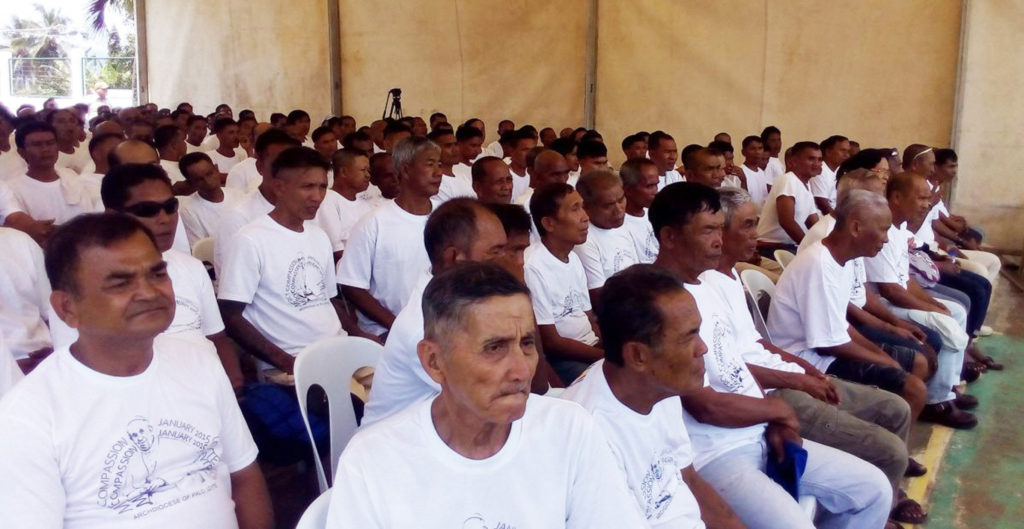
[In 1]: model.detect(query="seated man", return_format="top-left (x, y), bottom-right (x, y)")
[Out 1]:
top-left (0, 213), bottom-right (272, 527)
top-left (808, 135), bottom-right (851, 216)
top-left (563, 265), bottom-right (743, 529)
top-left (178, 152), bottom-right (240, 247)
top-left (738, 135), bottom-right (773, 207)
top-left (362, 198), bottom-right (509, 427)
top-left (219, 147), bottom-right (348, 374)
top-left (707, 140), bottom-right (743, 188)
top-left (718, 187), bottom-right (926, 526)
top-left (0, 226), bottom-right (53, 373)
top-left (619, 158), bottom-right (661, 263)
top-left (8, 121), bottom-right (99, 228)
top-left (515, 149), bottom-right (570, 210)
top-left (154, 124), bottom-right (189, 192)
top-left (525, 183), bottom-right (602, 384)
top-left (78, 132), bottom-right (123, 202)
top-left (315, 149), bottom-right (377, 263)
top-left (684, 147), bottom-right (728, 188)
top-left (576, 140), bottom-right (610, 180)
top-left (471, 156), bottom-right (514, 204)
top-left (648, 130), bottom-right (684, 190)
top-left (429, 129), bottom-right (476, 203)
top-left (620, 132), bottom-right (647, 161)
top-left (184, 114), bottom-right (208, 152)
top-left (573, 169), bottom-right (638, 301)
top-left (756, 141), bottom-right (822, 255)
top-left (507, 129), bottom-right (538, 201)
top-left (650, 182), bottom-right (892, 529)
top-left (486, 202), bottom-right (534, 279)
top-left (206, 118), bottom-right (245, 179)
top-left (366, 151), bottom-right (400, 204)
top-left (225, 124), bottom-right (274, 194)
top-left (337, 137), bottom-right (438, 337)
top-left (549, 136), bottom-right (582, 185)
top-left (864, 172), bottom-right (976, 428)
top-left (327, 262), bottom-right (647, 527)
top-left (285, 110), bottom-right (314, 146)
top-left (451, 123), bottom-right (485, 183)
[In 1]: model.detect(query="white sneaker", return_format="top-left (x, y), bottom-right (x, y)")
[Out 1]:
top-left (979, 325), bottom-right (994, 337)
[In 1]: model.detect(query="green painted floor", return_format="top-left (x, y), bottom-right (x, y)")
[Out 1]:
top-left (925, 335), bottom-right (1023, 529)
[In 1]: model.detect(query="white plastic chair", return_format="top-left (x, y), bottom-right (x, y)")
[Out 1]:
top-left (191, 237), bottom-right (215, 265)
top-left (295, 336), bottom-right (383, 493)
top-left (773, 249), bottom-right (796, 270)
top-left (740, 268), bottom-right (776, 323)
top-left (743, 286), bottom-right (773, 342)
top-left (296, 489), bottom-right (332, 529)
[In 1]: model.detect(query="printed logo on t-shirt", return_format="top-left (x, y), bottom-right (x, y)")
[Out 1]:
top-left (642, 230), bottom-right (659, 262)
top-left (284, 256), bottom-right (330, 309)
top-left (851, 260), bottom-right (865, 301)
top-left (706, 313), bottom-right (747, 393)
top-left (167, 298), bottom-right (202, 333)
top-left (556, 289), bottom-right (589, 319)
top-left (611, 247), bottom-right (635, 275)
top-left (462, 513), bottom-right (516, 529)
top-left (639, 449), bottom-right (683, 520)
top-left (97, 416), bottom-right (222, 519)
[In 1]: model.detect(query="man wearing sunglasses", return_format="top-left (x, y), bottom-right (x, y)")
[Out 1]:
top-left (99, 163), bottom-right (244, 392)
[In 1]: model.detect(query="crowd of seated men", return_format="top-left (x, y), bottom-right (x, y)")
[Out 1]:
top-left (0, 98), bottom-right (1006, 529)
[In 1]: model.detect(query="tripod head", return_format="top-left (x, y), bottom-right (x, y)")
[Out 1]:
top-left (383, 88), bottom-right (403, 120)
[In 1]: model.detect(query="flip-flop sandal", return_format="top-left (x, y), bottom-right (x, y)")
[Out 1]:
top-left (981, 355), bottom-right (1004, 371)
top-left (962, 361), bottom-right (984, 383)
top-left (891, 497), bottom-right (928, 524)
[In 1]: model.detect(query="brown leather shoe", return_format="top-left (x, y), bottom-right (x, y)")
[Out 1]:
top-left (921, 401), bottom-right (978, 429)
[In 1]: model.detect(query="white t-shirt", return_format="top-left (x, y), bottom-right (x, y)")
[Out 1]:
top-left (0, 180), bottom-right (22, 223)
top-left (451, 162), bottom-right (473, 186)
top-left (799, 215), bottom-right (867, 308)
top-left (510, 166), bottom-right (530, 203)
top-left (562, 361), bottom-right (705, 529)
top-left (360, 272), bottom-right (438, 428)
top-left (808, 162), bottom-right (839, 211)
top-left (159, 159), bottom-right (186, 184)
top-left (483, 139), bottom-right (504, 158)
top-left (767, 241), bottom-right (854, 372)
top-left (214, 188), bottom-right (274, 273)
top-left (185, 141), bottom-right (205, 153)
top-left (914, 182), bottom-right (948, 249)
top-left (765, 156), bottom-right (785, 184)
top-left (755, 171), bottom-right (816, 245)
top-left (218, 215), bottom-right (343, 355)
top-left (683, 276), bottom-right (767, 469)
top-left (336, 200), bottom-right (432, 336)
top-left (327, 395), bottom-right (648, 528)
top-left (224, 158), bottom-right (261, 194)
top-left (179, 189), bottom-right (240, 247)
top-left (0, 149), bottom-right (28, 181)
top-left (524, 242), bottom-right (598, 345)
top-left (207, 149), bottom-right (244, 174)
top-left (658, 169), bottom-right (684, 191)
top-left (434, 172), bottom-right (477, 204)
top-left (573, 223), bottom-right (639, 289)
top-left (863, 224), bottom-right (911, 289)
top-left (78, 172), bottom-right (104, 204)
top-left (0, 335), bottom-right (257, 529)
top-left (0, 227), bottom-right (52, 360)
top-left (7, 168), bottom-right (99, 224)
top-left (0, 335), bottom-right (23, 399)
top-left (621, 209), bottom-right (659, 264)
top-left (314, 190), bottom-right (377, 253)
top-left (740, 164), bottom-right (772, 208)
top-left (56, 145), bottom-right (91, 174)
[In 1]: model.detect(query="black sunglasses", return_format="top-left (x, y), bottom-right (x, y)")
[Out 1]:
top-left (124, 197), bottom-right (179, 218)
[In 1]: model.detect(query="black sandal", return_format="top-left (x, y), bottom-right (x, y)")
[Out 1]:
top-left (981, 355), bottom-right (1004, 371)
top-left (891, 491), bottom-right (928, 525)
top-left (904, 457), bottom-right (927, 477)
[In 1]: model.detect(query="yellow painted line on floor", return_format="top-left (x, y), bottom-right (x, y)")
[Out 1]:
top-left (904, 424), bottom-right (955, 528)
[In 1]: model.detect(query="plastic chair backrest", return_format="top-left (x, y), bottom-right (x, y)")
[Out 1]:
top-left (740, 268), bottom-right (776, 322)
top-left (743, 287), bottom-right (773, 342)
top-left (774, 249), bottom-right (796, 270)
top-left (295, 489), bottom-right (332, 529)
top-left (294, 336), bottom-right (382, 493)
top-left (191, 237), bottom-right (215, 265)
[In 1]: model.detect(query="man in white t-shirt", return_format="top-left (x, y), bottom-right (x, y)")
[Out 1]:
top-left (285, 110), bottom-right (313, 147)
top-left (524, 183), bottom-right (602, 384)
top-left (452, 124), bottom-right (485, 184)
top-left (362, 198), bottom-right (509, 427)
top-left (649, 182), bottom-right (892, 529)
top-left (619, 158), bottom-right (660, 263)
top-left (808, 135), bottom-right (850, 216)
top-left (760, 126), bottom-right (785, 183)
top-left (225, 124), bottom-right (274, 194)
top-left (101, 162), bottom-right (244, 391)
top-left (9, 121), bottom-right (99, 227)
top-left (328, 262), bottom-right (647, 528)
top-left (315, 149), bottom-right (377, 263)
top-left (648, 131), bottom-right (684, 190)
top-left (684, 147), bottom-right (728, 188)
top-left (184, 114), bottom-right (208, 153)
top-left (563, 266), bottom-right (743, 529)
top-left (483, 119), bottom-right (514, 158)
top-left (381, 121), bottom-right (412, 153)
top-left (471, 156), bottom-right (514, 204)
top-left (78, 131), bottom-right (123, 204)
top-left (0, 226), bottom-right (53, 371)
top-left (516, 149), bottom-right (570, 211)
top-left (337, 136), bottom-right (439, 337)
top-left (739, 136), bottom-right (773, 207)
top-left (429, 129), bottom-right (476, 203)
top-left (178, 152), bottom-right (240, 247)
top-left (154, 124), bottom-right (190, 194)
top-left (756, 141), bottom-right (822, 255)
top-left (507, 129), bottom-right (537, 202)
top-left (574, 169), bottom-right (638, 301)
top-left (49, 109), bottom-right (90, 174)
top-left (717, 187), bottom-right (927, 524)
top-left (864, 172), bottom-right (977, 429)
top-left (0, 335), bottom-right (23, 398)
top-left (220, 147), bottom-right (351, 374)
top-left (207, 118), bottom-right (244, 179)
top-left (0, 213), bottom-right (272, 528)
top-left (214, 129), bottom-right (301, 274)
top-left (620, 132), bottom-right (648, 161)
top-left (0, 107), bottom-right (27, 181)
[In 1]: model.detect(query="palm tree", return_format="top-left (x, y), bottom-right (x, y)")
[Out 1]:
top-left (87, 0), bottom-right (135, 32)
top-left (1, 4), bottom-right (81, 95)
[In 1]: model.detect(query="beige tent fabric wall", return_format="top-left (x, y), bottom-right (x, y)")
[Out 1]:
top-left (145, 0), bottom-right (331, 120)
top-left (951, 0), bottom-right (1024, 251)
top-left (338, 0), bottom-right (587, 141)
top-left (596, 1), bottom-right (961, 166)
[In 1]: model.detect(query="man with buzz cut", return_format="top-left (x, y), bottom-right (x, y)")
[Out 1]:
top-left (573, 169), bottom-right (638, 302)
top-left (648, 130), bottom-right (684, 190)
top-left (0, 213), bottom-right (273, 528)
top-left (328, 262), bottom-right (648, 528)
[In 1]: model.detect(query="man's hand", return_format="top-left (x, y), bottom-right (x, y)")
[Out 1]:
top-left (798, 374), bottom-right (840, 405)
top-left (933, 303), bottom-right (952, 317)
top-left (765, 394), bottom-right (801, 432)
top-left (936, 259), bottom-right (960, 275)
top-left (273, 353), bottom-right (296, 375)
top-left (895, 319), bottom-right (928, 342)
top-left (888, 324), bottom-right (922, 344)
top-left (25, 219), bottom-right (56, 244)
top-left (765, 422), bottom-right (803, 463)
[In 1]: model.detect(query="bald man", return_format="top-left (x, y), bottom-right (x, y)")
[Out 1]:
top-left (516, 150), bottom-right (570, 211)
